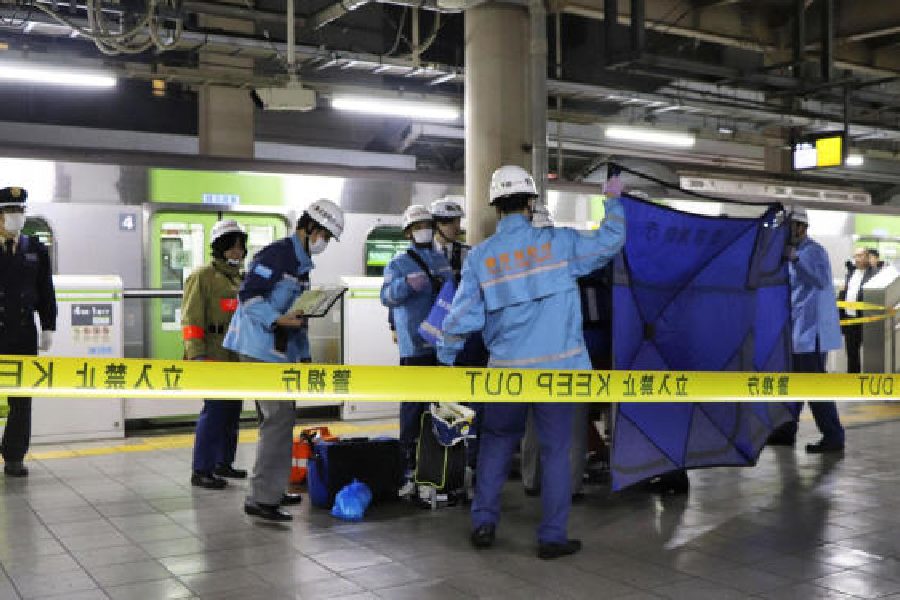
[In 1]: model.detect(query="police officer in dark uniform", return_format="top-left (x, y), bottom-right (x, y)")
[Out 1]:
top-left (0, 186), bottom-right (56, 477)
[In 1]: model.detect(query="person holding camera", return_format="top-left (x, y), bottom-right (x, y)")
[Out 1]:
top-left (381, 204), bottom-right (453, 493)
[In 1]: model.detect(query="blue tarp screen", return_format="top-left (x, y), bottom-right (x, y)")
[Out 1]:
top-left (610, 197), bottom-right (798, 491)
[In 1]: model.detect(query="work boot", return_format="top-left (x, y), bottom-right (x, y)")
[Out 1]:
top-left (244, 502), bottom-right (292, 522)
top-left (538, 539), bottom-right (582, 560)
top-left (3, 462), bottom-right (27, 477)
top-left (214, 465), bottom-right (247, 479)
top-left (471, 524), bottom-right (496, 549)
top-left (191, 472), bottom-right (227, 489)
top-left (281, 492), bottom-right (303, 506)
top-left (806, 440), bottom-right (845, 454)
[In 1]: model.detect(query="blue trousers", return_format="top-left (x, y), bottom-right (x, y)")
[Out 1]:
top-left (780, 351), bottom-right (845, 445)
top-left (399, 353), bottom-right (437, 472)
top-left (192, 399), bottom-right (243, 474)
top-left (473, 403), bottom-right (574, 544)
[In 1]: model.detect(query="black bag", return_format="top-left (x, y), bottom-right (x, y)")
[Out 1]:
top-left (308, 438), bottom-right (404, 509)
top-left (414, 412), bottom-right (466, 495)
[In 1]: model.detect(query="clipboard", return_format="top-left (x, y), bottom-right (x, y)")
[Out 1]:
top-left (287, 286), bottom-right (348, 318)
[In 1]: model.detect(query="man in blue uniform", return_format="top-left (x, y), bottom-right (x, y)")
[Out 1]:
top-left (224, 199), bottom-right (344, 521)
top-left (381, 205), bottom-right (453, 491)
top-left (437, 165), bottom-right (625, 559)
top-left (0, 186), bottom-right (56, 477)
top-left (771, 207), bottom-right (845, 453)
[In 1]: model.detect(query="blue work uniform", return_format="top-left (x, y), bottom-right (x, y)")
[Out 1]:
top-left (438, 200), bottom-right (625, 544)
top-left (223, 235), bottom-right (312, 363)
top-left (783, 236), bottom-right (845, 445)
top-left (381, 245), bottom-right (453, 470)
top-left (223, 234), bottom-right (315, 507)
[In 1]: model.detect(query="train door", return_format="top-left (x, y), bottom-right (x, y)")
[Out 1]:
top-left (128, 210), bottom-right (287, 422)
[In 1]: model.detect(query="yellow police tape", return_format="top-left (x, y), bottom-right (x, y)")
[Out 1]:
top-left (1, 354), bottom-right (899, 403)
top-left (837, 300), bottom-right (897, 326)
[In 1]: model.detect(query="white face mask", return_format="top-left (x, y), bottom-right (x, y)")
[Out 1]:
top-left (308, 236), bottom-right (329, 255)
top-left (412, 228), bottom-right (433, 245)
top-left (2, 213), bottom-right (25, 234)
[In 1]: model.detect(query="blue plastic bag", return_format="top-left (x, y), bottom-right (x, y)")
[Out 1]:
top-left (330, 479), bottom-right (373, 522)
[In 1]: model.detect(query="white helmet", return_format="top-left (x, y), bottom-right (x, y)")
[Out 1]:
top-left (402, 204), bottom-right (433, 231)
top-left (306, 198), bottom-right (344, 240)
top-left (211, 219), bottom-right (246, 243)
top-left (790, 206), bottom-right (809, 225)
top-left (531, 203), bottom-right (553, 228)
top-left (489, 165), bottom-right (538, 204)
top-left (430, 196), bottom-right (465, 219)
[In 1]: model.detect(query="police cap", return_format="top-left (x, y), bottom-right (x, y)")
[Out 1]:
top-left (0, 187), bottom-right (27, 209)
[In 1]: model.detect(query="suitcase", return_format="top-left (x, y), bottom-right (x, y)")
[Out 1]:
top-left (414, 412), bottom-right (467, 507)
top-left (308, 437), bottom-right (404, 509)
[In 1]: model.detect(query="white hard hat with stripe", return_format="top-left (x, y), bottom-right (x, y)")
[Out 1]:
top-left (402, 204), bottom-right (433, 230)
top-left (306, 199), bottom-right (345, 240)
top-left (210, 219), bottom-right (246, 243)
top-left (430, 196), bottom-right (465, 219)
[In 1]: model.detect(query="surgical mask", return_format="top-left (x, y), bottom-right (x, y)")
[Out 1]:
top-left (2, 213), bottom-right (25, 234)
top-left (308, 236), bottom-right (329, 255)
top-left (412, 228), bottom-right (433, 245)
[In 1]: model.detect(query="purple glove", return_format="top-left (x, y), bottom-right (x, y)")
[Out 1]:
top-left (406, 272), bottom-right (429, 292)
top-left (604, 175), bottom-right (624, 198)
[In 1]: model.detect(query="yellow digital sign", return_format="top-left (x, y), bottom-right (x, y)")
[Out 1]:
top-left (792, 133), bottom-right (845, 170)
top-left (815, 135), bottom-right (843, 167)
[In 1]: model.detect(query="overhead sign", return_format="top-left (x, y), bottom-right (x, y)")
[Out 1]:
top-left (792, 133), bottom-right (844, 170)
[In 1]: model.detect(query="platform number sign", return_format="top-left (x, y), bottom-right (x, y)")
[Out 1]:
top-left (119, 213), bottom-right (137, 232)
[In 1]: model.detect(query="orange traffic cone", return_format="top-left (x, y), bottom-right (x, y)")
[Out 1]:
top-left (290, 436), bottom-right (312, 486)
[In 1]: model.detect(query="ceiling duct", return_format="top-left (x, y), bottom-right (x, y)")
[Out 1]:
top-left (679, 176), bottom-right (871, 206)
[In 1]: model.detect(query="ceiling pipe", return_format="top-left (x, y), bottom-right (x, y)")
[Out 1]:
top-left (531, 0), bottom-right (549, 199)
top-left (794, 0), bottom-right (805, 79)
top-left (821, 0), bottom-right (834, 81)
top-left (309, 0), bottom-right (463, 31)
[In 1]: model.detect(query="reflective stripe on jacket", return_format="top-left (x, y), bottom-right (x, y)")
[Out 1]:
top-left (223, 235), bottom-right (313, 363)
top-left (437, 198), bottom-right (625, 369)
top-left (181, 259), bottom-right (242, 361)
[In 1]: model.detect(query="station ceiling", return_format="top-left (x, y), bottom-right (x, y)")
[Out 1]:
top-left (1, 0), bottom-right (899, 199)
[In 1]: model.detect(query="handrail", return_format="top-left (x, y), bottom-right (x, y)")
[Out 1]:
top-left (123, 289), bottom-right (183, 299)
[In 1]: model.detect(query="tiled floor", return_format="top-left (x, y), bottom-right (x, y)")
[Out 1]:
top-left (2, 415), bottom-right (900, 599)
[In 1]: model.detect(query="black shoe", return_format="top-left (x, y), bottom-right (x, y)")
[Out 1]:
top-left (538, 539), bottom-right (582, 560)
top-left (3, 462), bottom-right (27, 477)
top-left (806, 440), bottom-right (844, 454)
top-left (244, 502), bottom-right (293, 522)
top-left (214, 465), bottom-right (247, 479)
top-left (280, 492), bottom-right (303, 506)
top-left (191, 472), bottom-right (227, 489)
top-left (523, 486), bottom-right (540, 497)
top-left (471, 524), bottom-right (495, 549)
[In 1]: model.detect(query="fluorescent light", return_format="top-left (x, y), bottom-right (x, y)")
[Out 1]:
top-left (332, 96), bottom-right (459, 121)
top-left (845, 154), bottom-right (864, 167)
top-left (605, 126), bottom-right (695, 148)
top-left (0, 61), bottom-right (116, 88)
top-left (717, 126), bottom-right (734, 135)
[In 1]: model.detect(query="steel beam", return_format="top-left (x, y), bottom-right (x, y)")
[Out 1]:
top-left (821, 0), bottom-right (834, 81)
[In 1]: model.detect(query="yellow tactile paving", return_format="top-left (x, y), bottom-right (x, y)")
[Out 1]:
top-left (25, 421), bottom-right (399, 462)
top-left (18, 402), bottom-right (900, 463)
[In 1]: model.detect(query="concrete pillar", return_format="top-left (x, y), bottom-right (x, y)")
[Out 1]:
top-left (198, 9), bottom-right (255, 158)
top-left (464, 3), bottom-right (531, 245)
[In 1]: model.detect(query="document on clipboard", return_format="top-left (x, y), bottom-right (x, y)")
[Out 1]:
top-left (287, 286), bottom-right (348, 318)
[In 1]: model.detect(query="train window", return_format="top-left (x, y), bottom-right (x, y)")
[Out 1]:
top-left (23, 217), bottom-right (55, 272)
top-left (365, 226), bottom-right (406, 277)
